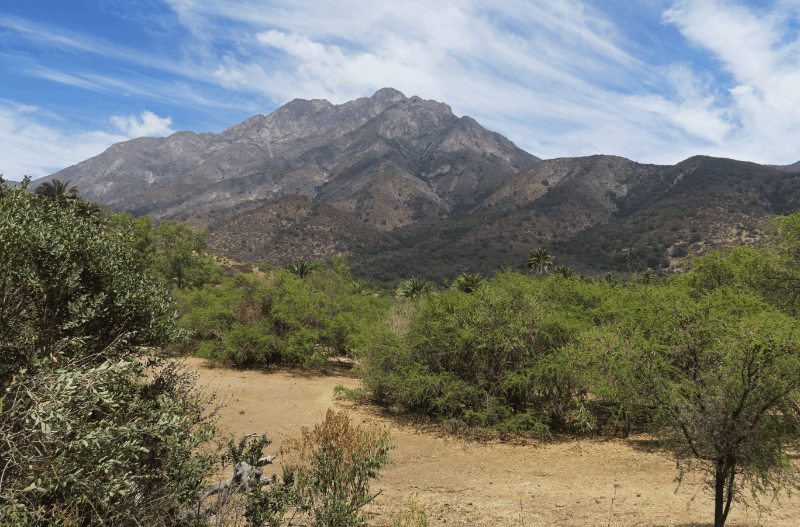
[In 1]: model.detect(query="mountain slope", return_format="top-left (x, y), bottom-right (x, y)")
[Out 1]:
top-left (38, 88), bottom-right (539, 227)
top-left (772, 160), bottom-right (800, 173)
top-left (342, 155), bottom-right (800, 282)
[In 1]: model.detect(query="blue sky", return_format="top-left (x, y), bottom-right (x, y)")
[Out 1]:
top-left (2, 0), bottom-right (800, 181)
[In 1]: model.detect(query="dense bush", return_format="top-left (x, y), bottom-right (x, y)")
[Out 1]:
top-left (0, 353), bottom-right (219, 525)
top-left (0, 179), bottom-right (223, 525)
top-left (179, 258), bottom-right (389, 367)
top-left (360, 272), bottom-right (615, 432)
top-left (575, 284), bottom-right (800, 527)
top-left (0, 179), bottom-right (182, 389)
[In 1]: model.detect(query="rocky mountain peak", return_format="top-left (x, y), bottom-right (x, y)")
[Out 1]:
top-left (37, 88), bottom-right (540, 224)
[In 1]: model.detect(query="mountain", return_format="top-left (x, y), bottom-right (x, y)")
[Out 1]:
top-left (202, 153), bottom-right (799, 281)
top-left (344, 155), bottom-right (800, 282)
top-left (37, 88), bottom-right (539, 228)
top-left (30, 89), bottom-right (800, 281)
top-left (772, 161), bottom-right (800, 173)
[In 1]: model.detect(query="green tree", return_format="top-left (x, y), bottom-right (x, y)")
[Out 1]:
top-left (552, 265), bottom-right (576, 280)
top-left (73, 199), bottom-right (103, 223)
top-left (109, 212), bottom-right (157, 266)
top-left (33, 178), bottom-right (79, 205)
top-left (285, 260), bottom-right (313, 278)
top-left (453, 272), bottom-right (484, 293)
top-left (582, 287), bottom-right (800, 527)
top-left (526, 248), bottom-right (553, 275)
top-left (398, 276), bottom-right (433, 299)
top-left (153, 220), bottom-right (218, 289)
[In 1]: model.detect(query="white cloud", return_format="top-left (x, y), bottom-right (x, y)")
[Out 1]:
top-left (110, 110), bottom-right (175, 138)
top-left (660, 0), bottom-right (800, 164)
top-left (0, 105), bottom-right (176, 181)
top-left (156, 0), bottom-right (736, 163)
top-left (0, 101), bottom-right (127, 181)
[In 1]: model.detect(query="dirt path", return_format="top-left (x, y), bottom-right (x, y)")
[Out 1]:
top-left (188, 358), bottom-right (799, 526)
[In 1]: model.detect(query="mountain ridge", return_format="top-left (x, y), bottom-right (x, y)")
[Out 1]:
top-left (26, 88), bottom-right (800, 280)
top-left (38, 88), bottom-right (539, 227)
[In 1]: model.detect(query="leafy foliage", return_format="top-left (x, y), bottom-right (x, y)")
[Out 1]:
top-left (0, 179), bottom-right (182, 388)
top-left (577, 285), bottom-right (800, 526)
top-left (552, 265), bottom-right (576, 280)
top-left (33, 178), bottom-right (79, 205)
top-left (285, 260), bottom-right (314, 278)
top-left (154, 220), bottom-right (220, 290)
top-left (361, 272), bottom-right (610, 431)
top-left (397, 276), bottom-right (433, 299)
top-left (0, 347), bottom-right (220, 526)
top-left (526, 248), bottom-right (553, 274)
top-left (453, 272), bottom-right (484, 293)
top-left (180, 258), bottom-right (388, 367)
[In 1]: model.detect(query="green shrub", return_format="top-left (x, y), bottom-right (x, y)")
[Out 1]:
top-left (179, 259), bottom-right (388, 367)
top-left (0, 179), bottom-right (182, 389)
top-left (360, 272), bottom-right (610, 432)
top-left (0, 352), bottom-right (219, 525)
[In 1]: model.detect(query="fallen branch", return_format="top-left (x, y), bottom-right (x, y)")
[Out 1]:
top-left (202, 455), bottom-right (277, 499)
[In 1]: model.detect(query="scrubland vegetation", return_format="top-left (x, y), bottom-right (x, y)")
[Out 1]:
top-left (3, 175), bottom-right (800, 526)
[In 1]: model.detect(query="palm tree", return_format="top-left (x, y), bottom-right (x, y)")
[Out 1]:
top-left (526, 248), bottom-right (553, 275)
top-left (285, 261), bottom-right (312, 278)
top-left (75, 200), bottom-right (103, 223)
top-left (34, 179), bottom-right (80, 205)
top-left (552, 265), bottom-right (576, 280)
top-left (398, 276), bottom-right (432, 299)
top-left (352, 278), bottom-right (371, 295)
top-left (454, 272), bottom-right (484, 293)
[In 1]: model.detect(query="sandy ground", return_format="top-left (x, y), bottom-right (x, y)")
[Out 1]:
top-left (187, 357), bottom-right (800, 526)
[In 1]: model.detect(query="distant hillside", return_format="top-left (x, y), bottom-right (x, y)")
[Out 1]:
top-left (344, 156), bottom-right (799, 282)
top-left (203, 195), bottom-right (390, 265)
top-left (772, 160), bottom-right (800, 173)
top-left (198, 154), bottom-right (799, 283)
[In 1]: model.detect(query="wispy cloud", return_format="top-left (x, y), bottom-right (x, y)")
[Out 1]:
top-left (658, 0), bottom-right (800, 163)
top-left (0, 101), bottom-right (127, 180)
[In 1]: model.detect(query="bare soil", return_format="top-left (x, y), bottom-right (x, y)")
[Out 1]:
top-left (188, 358), bottom-right (800, 526)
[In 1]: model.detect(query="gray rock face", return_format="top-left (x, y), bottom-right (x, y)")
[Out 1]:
top-left (38, 88), bottom-right (539, 224)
